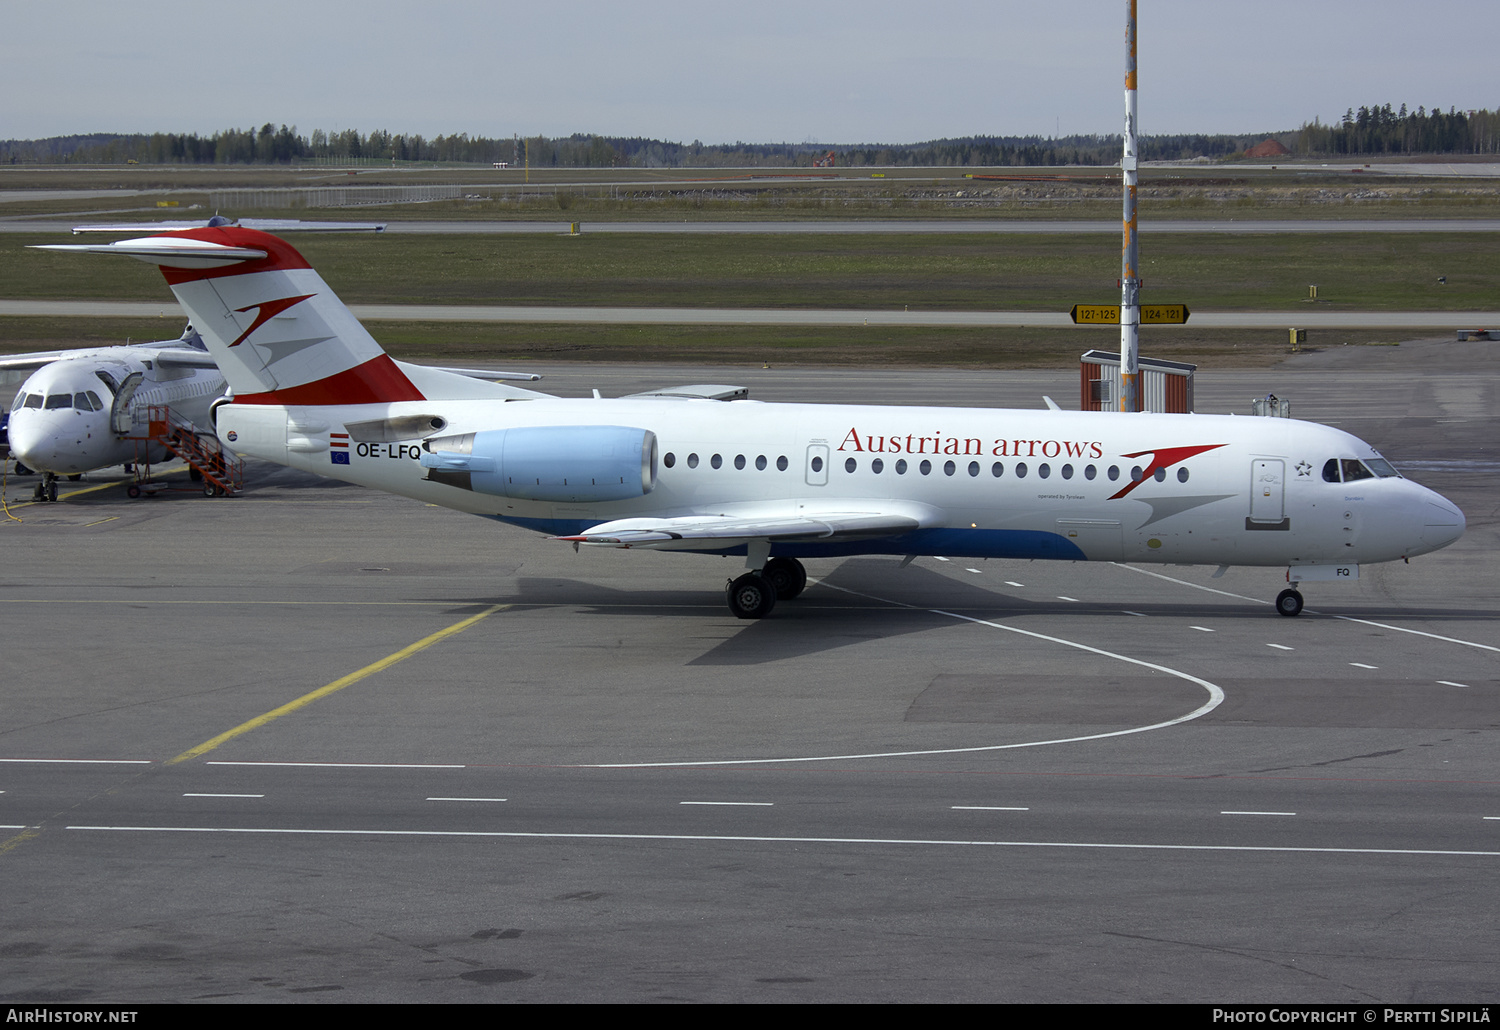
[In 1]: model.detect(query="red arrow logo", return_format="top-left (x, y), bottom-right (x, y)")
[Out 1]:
top-left (229, 294), bottom-right (315, 347)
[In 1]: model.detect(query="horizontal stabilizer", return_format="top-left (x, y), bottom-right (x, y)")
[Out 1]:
top-left (32, 236), bottom-right (266, 268)
top-left (69, 219), bottom-right (386, 234)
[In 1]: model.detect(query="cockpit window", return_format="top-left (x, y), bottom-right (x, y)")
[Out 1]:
top-left (1340, 459), bottom-right (1374, 482)
top-left (12, 393), bottom-right (27, 409)
top-left (23, 394), bottom-right (42, 409)
top-left (74, 392), bottom-right (96, 411)
top-left (1364, 457), bottom-right (1401, 478)
top-left (1322, 458), bottom-right (1341, 483)
top-left (44, 394), bottom-right (72, 410)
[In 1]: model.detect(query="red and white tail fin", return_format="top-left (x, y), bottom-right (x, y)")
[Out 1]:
top-left (36, 226), bottom-right (424, 405)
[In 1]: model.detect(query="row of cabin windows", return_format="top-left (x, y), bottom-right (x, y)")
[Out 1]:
top-left (661, 451), bottom-right (1190, 484)
top-left (831, 458), bottom-right (1189, 483)
top-left (663, 452), bottom-right (789, 472)
top-left (15, 391), bottom-right (105, 412)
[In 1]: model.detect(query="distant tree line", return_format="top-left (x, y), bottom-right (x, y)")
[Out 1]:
top-left (1295, 105), bottom-right (1500, 156)
top-left (2, 110), bottom-right (1496, 167)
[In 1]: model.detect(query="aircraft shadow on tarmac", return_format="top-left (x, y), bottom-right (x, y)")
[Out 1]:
top-left (435, 557), bottom-right (1499, 667)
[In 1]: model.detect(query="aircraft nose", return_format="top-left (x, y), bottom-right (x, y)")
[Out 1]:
top-left (6, 411), bottom-right (52, 469)
top-left (1419, 497), bottom-right (1465, 551)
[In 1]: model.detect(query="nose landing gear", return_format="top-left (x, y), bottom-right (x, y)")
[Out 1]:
top-left (1275, 588), bottom-right (1304, 617)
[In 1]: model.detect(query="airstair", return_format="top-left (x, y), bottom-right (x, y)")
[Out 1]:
top-left (126, 405), bottom-right (243, 498)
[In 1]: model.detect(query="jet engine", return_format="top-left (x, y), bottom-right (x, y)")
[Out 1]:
top-left (420, 425), bottom-right (657, 502)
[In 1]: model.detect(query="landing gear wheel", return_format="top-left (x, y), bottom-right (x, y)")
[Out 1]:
top-left (126, 484), bottom-right (141, 499)
top-left (46, 480), bottom-right (57, 502)
top-left (1275, 588), bottom-right (1304, 617)
top-left (13, 462), bottom-right (32, 476)
top-left (762, 557), bottom-right (807, 600)
top-left (203, 482), bottom-right (217, 497)
top-left (32, 484), bottom-right (44, 501)
top-left (726, 572), bottom-right (778, 619)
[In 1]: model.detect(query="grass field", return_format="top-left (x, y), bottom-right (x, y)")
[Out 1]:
top-left (5, 230), bottom-right (1494, 313)
top-left (0, 315), bottom-right (1401, 370)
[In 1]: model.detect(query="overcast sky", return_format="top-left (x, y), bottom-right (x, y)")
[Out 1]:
top-left (2, 1), bottom-right (1496, 144)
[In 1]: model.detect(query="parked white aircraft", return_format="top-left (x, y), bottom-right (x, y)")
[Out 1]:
top-left (2, 327), bottom-right (225, 501)
top-left (37, 226), bottom-right (1466, 617)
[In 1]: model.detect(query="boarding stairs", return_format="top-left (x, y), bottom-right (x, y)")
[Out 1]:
top-left (127, 405), bottom-right (243, 498)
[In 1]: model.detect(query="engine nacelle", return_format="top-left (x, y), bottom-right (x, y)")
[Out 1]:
top-left (420, 425), bottom-right (657, 502)
top-left (208, 393), bottom-right (234, 429)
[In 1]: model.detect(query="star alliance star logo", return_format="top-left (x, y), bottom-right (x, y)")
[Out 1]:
top-left (1295, 460), bottom-right (1312, 477)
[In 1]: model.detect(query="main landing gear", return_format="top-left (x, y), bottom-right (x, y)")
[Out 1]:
top-left (725, 556), bottom-right (807, 619)
top-left (1275, 588), bottom-right (1304, 617)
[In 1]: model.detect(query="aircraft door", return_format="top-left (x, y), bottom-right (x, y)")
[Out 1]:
top-left (109, 371), bottom-right (144, 435)
top-left (805, 444), bottom-right (829, 486)
top-left (1248, 458), bottom-right (1288, 529)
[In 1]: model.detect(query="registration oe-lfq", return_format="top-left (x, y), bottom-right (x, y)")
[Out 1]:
top-left (37, 225), bottom-right (1466, 618)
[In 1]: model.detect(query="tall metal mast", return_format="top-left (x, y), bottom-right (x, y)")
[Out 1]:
top-left (1120, 0), bottom-right (1140, 412)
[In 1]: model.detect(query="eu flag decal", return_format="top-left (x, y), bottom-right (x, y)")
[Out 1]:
top-left (331, 451), bottom-right (350, 465)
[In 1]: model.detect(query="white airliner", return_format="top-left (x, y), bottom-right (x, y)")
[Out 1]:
top-left (37, 226), bottom-right (1466, 618)
top-left (2, 327), bottom-right (225, 501)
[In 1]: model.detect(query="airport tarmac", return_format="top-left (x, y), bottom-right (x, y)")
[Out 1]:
top-left (0, 342), bottom-right (1496, 1003)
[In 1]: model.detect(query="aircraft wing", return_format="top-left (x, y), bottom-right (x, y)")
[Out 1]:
top-left (420, 364), bottom-right (543, 383)
top-left (150, 347), bottom-right (221, 369)
top-left (0, 351), bottom-right (81, 373)
top-left (559, 506), bottom-right (929, 548)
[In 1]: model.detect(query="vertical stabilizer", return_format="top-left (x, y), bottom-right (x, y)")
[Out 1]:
top-left (36, 227), bottom-right (424, 405)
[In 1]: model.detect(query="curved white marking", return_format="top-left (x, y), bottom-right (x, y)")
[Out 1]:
top-left (579, 583), bottom-right (1225, 769)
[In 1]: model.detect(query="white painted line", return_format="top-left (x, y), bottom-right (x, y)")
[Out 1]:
top-left (0, 758), bottom-right (151, 765)
top-left (428, 797), bottom-right (507, 803)
top-left (183, 793), bottom-right (264, 799)
top-left (1349, 662), bottom-right (1379, 670)
top-left (1121, 610), bottom-right (1148, 617)
top-left (934, 556), bottom-right (950, 562)
top-left (952, 806), bottom-right (1029, 811)
top-left (594, 583), bottom-right (1226, 768)
top-left (1333, 616), bottom-right (1500, 654)
top-left (1267, 643), bottom-right (1295, 651)
top-left (1221, 811), bottom-right (1296, 817)
top-left (1112, 564), bottom-right (1268, 604)
top-left (63, 824), bottom-right (1500, 858)
top-left (1190, 626), bottom-right (1214, 633)
top-left (1437, 680), bottom-right (1470, 688)
top-left (965, 568), bottom-right (983, 575)
top-left (1057, 596), bottom-right (1078, 602)
top-left (680, 801), bottom-right (773, 807)
top-left (1483, 817), bottom-right (1500, 821)
top-left (1005, 581), bottom-right (1025, 588)
top-left (205, 761), bottom-right (466, 769)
